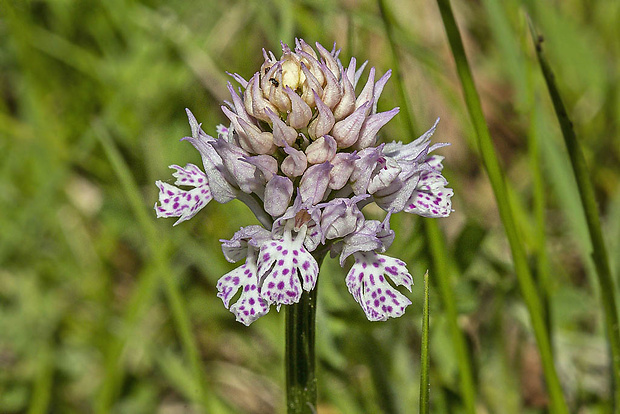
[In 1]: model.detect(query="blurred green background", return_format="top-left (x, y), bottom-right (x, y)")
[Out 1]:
top-left (1, 0), bottom-right (619, 413)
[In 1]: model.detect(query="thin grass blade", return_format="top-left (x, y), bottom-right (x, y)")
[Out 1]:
top-left (434, 1), bottom-right (569, 412)
top-left (529, 22), bottom-right (620, 412)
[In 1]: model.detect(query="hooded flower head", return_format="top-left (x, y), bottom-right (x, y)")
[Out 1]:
top-left (155, 39), bottom-right (453, 325)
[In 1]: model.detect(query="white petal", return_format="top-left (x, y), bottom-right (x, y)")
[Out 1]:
top-left (257, 230), bottom-right (319, 307)
top-left (346, 252), bottom-right (413, 321)
top-left (216, 252), bottom-right (270, 326)
top-left (154, 165), bottom-right (212, 225)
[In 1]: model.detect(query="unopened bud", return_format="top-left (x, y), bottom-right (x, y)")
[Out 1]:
top-left (305, 135), bottom-right (337, 164)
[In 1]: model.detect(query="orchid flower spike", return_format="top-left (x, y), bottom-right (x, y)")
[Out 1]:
top-left (155, 39), bottom-right (454, 325)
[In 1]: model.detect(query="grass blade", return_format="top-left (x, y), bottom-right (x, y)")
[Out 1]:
top-left (419, 270), bottom-right (430, 414)
top-left (425, 220), bottom-right (477, 414)
top-left (529, 22), bottom-right (620, 411)
top-left (434, 1), bottom-right (569, 412)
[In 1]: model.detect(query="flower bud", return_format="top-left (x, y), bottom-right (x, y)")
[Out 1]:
top-left (299, 162), bottom-right (333, 205)
top-left (297, 50), bottom-right (325, 87)
top-left (329, 152), bottom-right (358, 190)
top-left (264, 175), bottom-right (294, 217)
top-left (300, 63), bottom-right (323, 108)
top-left (244, 73), bottom-right (278, 123)
top-left (320, 62), bottom-right (342, 109)
top-left (280, 53), bottom-right (305, 90)
top-left (354, 107), bottom-right (400, 150)
top-left (315, 42), bottom-right (340, 82)
top-left (305, 135), bottom-right (337, 164)
top-left (265, 109), bottom-right (297, 147)
top-left (284, 86), bottom-right (313, 129)
top-left (333, 69), bottom-right (355, 121)
top-left (307, 92), bottom-right (335, 140)
top-left (355, 67), bottom-right (375, 116)
top-left (332, 101), bottom-right (370, 148)
top-left (281, 145), bottom-right (307, 178)
top-left (235, 115), bottom-right (276, 155)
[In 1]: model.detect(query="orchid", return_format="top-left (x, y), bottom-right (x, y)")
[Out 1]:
top-left (155, 39), bottom-right (453, 326)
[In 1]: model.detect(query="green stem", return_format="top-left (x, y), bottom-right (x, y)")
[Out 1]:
top-left (286, 250), bottom-right (327, 414)
top-left (529, 23), bottom-right (620, 412)
top-left (434, 1), bottom-right (569, 412)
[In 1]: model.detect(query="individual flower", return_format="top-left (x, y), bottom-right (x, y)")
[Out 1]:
top-left (155, 39), bottom-right (454, 324)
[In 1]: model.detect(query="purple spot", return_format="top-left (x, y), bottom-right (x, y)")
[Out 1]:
top-left (374, 300), bottom-right (380, 307)
top-left (163, 199), bottom-right (170, 204)
top-left (278, 259), bottom-right (284, 266)
top-left (232, 277), bottom-right (239, 285)
top-left (293, 258), bottom-right (298, 264)
top-left (387, 306), bottom-right (393, 312)
top-left (379, 275), bottom-right (385, 282)
top-left (277, 245), bottom-right (283, 251)
top-left (173, 202), bottom-right (179, 209)
top-left (380, 296), bottom-right (386, 302)
top-left (250, 309), bottom-right (255, 315)
top-left (268, 282), bottom-right (275, 289)
top-left (283, 268), bottom-right (289, 275)
top-left (282, 250), bottom-right (288, 256)
top-left (302, 261), bottom-right (310, 270)
top-left (286, 290), bottom-right (295, 297)
top-left (263, 253), bottom-right (270, 261)
top-left (244, 285), bottom-right (249, 291)
top-left (249, 298), bottom-right (255, 305)
top-left (277, 281), bottom-right (285, 290)
top-left (293, 250), bottom-right (299, 256)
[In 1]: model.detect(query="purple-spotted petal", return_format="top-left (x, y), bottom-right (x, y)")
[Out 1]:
top-left (346, 252), bottom-right (413, 321)
top-left (154, 165), bottom-right (212, 225)
top-left (257, 229), bottom-right (319, 308)
top-left (404, 171), bottom-right (453, 218)
top-left (217, 251), bottom-right (270, 326)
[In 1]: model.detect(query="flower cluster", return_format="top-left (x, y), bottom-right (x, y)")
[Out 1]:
top-left (155, 39), bottom-right (453, 325)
